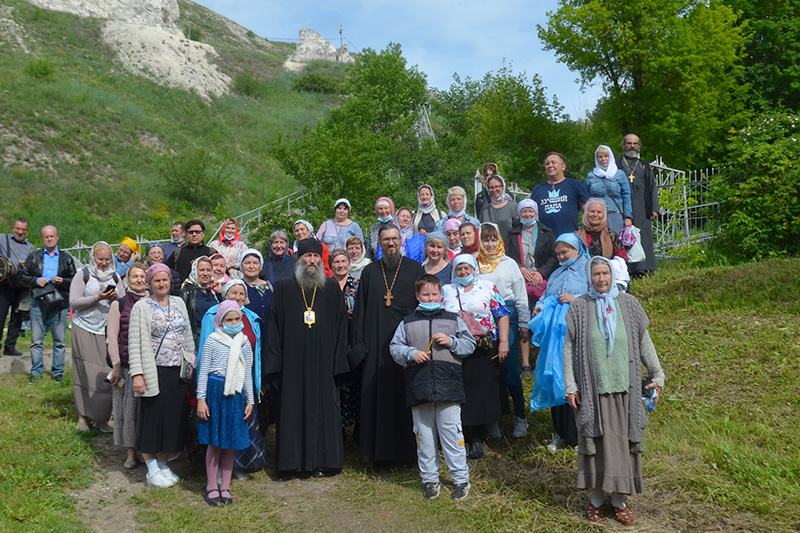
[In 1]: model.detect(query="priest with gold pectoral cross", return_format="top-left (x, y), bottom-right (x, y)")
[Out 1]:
top-left (352, 224), bottom-right (425, 468)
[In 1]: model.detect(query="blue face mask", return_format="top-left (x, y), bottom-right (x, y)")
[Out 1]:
top-left (560, 256), bottom-right (576, 268)
top-left (454, 274), bottom-right (474, 286)
top-left (418, 301), bottom-right (441, 311)
top-left (520, 217), bottom-right (537, 227)
top-left (377, 216), bottom-right (392, 223)
top-left (222, 322), bottom-right (244, 335)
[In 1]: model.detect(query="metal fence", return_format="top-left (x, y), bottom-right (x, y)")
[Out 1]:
top-left (651, 156), bottom-right (720, 257)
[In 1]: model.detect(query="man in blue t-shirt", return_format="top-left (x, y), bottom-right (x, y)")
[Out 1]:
top-left (530, 152), bottom-right (590, 237)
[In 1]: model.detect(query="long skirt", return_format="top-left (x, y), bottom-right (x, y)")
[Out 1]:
top-left (235, 401), bottom-right (267, 469)
top-left (461, 339), bottom-right (504, 426)
top-left (112, 366), bottom-right (138, 448)
top-left (198, 375), bottom-right (249, 451)
top-left (552, 404), bottom-right (579, 443)
top-left (576, 393), bottom-right (644, 496)
top-left (136, 366), bottom-right (190, 454)
top-left (72, 325), bottom-right (112, 422)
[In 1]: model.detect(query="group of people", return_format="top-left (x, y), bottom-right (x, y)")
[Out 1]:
top-left (0, 133), bottom-right (664, 523)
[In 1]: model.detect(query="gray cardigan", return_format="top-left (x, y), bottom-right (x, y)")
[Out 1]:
top-left (128, 296), bottom-right (195, 398)
top-left (564, 292), bottom-right (665, 454)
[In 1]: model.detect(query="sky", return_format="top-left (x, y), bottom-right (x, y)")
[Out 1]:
top-left (192, 0), bottom-right (603, 119)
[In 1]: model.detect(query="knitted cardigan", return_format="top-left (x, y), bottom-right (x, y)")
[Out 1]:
top-left (564, 292), bottom-right (664, 454)
top-left (128, 296), bottom-right (195, 398)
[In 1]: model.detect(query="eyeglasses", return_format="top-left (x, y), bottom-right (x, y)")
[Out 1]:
top-left (381, 237), bottom-right (401, 243)
top-left (186, 230), bottom-right (204, 235)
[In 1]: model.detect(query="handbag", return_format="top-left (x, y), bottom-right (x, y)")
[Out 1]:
top-left (517, 234), bottom-right (547, 299)
top-left (32, 283), bottom-right (65, 314)
top-left (455, 286), bottom-right (488, 339)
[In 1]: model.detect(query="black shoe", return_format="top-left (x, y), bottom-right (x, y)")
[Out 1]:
top-left (52, 375), bottom-right (63, 383)
top-left (521, 365), bottom-right (533, 376)
top-left (423, 482), bottom-right (442, 500)
top-left (219, 489), bottom-right (232, 505)
top-left (204, 490), bottom-right (220, 507)
top-left (4, 348), bottom-right (23, 356)
top-left (28, 375), bottom-right (41, 385)
top-left (452, 482), bottom-right (471, 501)
top-left (469, 441), bottom-right (486, 459)
top-left (311, 470), bottom-right (326, 478)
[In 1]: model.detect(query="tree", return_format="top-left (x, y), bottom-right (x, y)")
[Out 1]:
top-left (539, 0), bottom-right (749, 168)
top-left (722, 0), bottom-right (800, 111)
top-left (271, 43), bottom-right (431, 215)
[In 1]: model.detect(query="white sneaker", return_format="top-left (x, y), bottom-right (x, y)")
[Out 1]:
top-left (547, 434), bottom-right (565, 452)
top-left (159, 465), bottom-right (180, 484)
top-left (487, 422), bottom-right (501, 439)
top-left (512, 417), bottom-right (529, 438)
top-left (145, 469), bottom-right (173, 488)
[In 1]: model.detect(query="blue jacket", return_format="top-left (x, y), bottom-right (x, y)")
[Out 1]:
top-left (585, 170), bottom-right (633, 218)
top-left (376, 232), bottom-right (426, 264)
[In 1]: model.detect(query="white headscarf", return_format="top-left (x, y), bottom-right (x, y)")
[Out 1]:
top-left (593, 145), bottom-right (619, 180)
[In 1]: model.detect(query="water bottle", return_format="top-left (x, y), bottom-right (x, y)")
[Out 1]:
top-left (642, 387), bottom-right (658, 412)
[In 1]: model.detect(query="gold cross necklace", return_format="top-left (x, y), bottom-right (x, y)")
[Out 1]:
top-left (380, 256), bottom-right (403, 307)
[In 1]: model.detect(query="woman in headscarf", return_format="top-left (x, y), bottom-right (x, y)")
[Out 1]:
top-left (261, 229), bottom-right (296, 287)
top-left (478, 175), bottom-right (518, 244)
top-left (375, 207), bottom-right (426, 264)
top-left (412, 184), bottom-right (447, 235)
top-left (529, 233), bottom-right (591, 453)
top-left (585, 145), bottom-right (633, 235)
top-left (209, 218), bottom-right (249, 271)
top-left (442, 218), bottom-right (462, 262)
top-left (292, 220), bottom-right (332, 277)
top-left (505, 199), bottom-right (559, 374)
top-left (145, 244), bottom-right (181, 295)
top-left (476, 223), bottom-right (531, 439)
top-left (565, 256), bottom-right (665, 526)
top-left (210, 253), bottom-right (231, 286)
top-left (442, 254), bottom-right (509, 459)
top-left (434, 186), bottom-right (481, 232)
top-left (198, 278), bottom-right (265, 477)
top-left (317, 198), bottom-right (365, 253)
top-left (366, 197), bottom-right (395, 260)
top-left (459, 222), bottom-right (480, 258)
top-left (345, 236), bottom-right (371, 280)
top-left (69, 241), bottom-right (124, 432)
top-left (179, 256), bottom-right (220, 347)
top-left (106, 262), bottom-right (148, 468)
top-left (422, 231), bottom-right (451, 284)
top-left (129, 263), bottom-right (195, 488)
top-left (577, 197), bottom-right (629, 262)
top-left (239, 248), bottom-right (273, 325)
top-left (475, 162), bottom-right (499, 216)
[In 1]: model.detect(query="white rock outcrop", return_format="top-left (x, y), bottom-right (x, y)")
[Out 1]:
top-left (284, 28), bottom-right (355, 72)
top-left (25, 0), bottom-right (230, 99)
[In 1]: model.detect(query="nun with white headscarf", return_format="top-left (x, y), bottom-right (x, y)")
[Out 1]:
top-left (585, 145), bottom-right (633, 234)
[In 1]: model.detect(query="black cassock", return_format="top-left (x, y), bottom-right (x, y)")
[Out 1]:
top-left (266, 277), bottom-right (349, 473)
top-left (352, 257), bottom-right (425, 465)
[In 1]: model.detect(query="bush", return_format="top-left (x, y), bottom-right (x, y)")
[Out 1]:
top-left (711, 112), bottom-right (800, 259)
top-left (24, 57), bottom-right (56, 81)
top-left (184, 25), bottom-right (203, 42)
top-left (292, 72), bottom-right (341, 94)
top-left (232, 72), bottom-right (265, 98)
top-left (159, 148), bottom-right (232, 212)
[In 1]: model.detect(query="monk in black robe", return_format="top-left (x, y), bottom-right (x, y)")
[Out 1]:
top-left (352, 225), bottom-right (425, 466)
top-left (266, 239), bottom-right (349, 476)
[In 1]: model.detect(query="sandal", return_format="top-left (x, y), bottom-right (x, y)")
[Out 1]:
top-left (586, 501), bottom-right (605, 523)
top-left (612, 504), bottom-right (635, 526)
top-left (204, 490), bottom-right (220, 507)
top-left (220, 489), bottom-right (233, 505)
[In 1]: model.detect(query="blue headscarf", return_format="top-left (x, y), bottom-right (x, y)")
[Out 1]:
top-left (586, 256), bottom-right (620, 355)
top-left (450, 253), bottom-right (479, 283)
top-left (555, 232), bottom-right (590, 266)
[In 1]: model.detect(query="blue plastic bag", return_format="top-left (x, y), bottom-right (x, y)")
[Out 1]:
top-left (528, 296), bottom-right (570, 411)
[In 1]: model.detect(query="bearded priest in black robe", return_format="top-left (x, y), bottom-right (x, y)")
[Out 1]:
top-left (352, 224), bottom-right (425, 467)
top-left (266, 238), bottom-right (349, 477)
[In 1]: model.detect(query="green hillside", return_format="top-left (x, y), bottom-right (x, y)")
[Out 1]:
top-left (0, 0), bottom-right (343, 245)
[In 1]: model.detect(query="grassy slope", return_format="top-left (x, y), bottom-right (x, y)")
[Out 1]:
top-left (0, 0), bottom-right (340, 245)
top-left (1, 258), bottom-right (798, 531)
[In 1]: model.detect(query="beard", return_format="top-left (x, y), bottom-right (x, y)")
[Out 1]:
top-left (295, 261), bottom-right (326, 291)
top-left (623, 148), bottom-right (640, 159)
top-left (381, 250), bottom-right (401, 270)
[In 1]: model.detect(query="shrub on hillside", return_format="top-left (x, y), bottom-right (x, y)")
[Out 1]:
top-left (711, 112), bottom-right (800, 258)
top-left (292, 72), bottom-right (340, 94)
top-left (24, 57), bottom-right (56, 81)
top-left (233, 72), bottom-right (265, 98)
top-left (184, 24), bottom-right (203, 42)
top-left (160, 148), bottom-right (232, 212)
